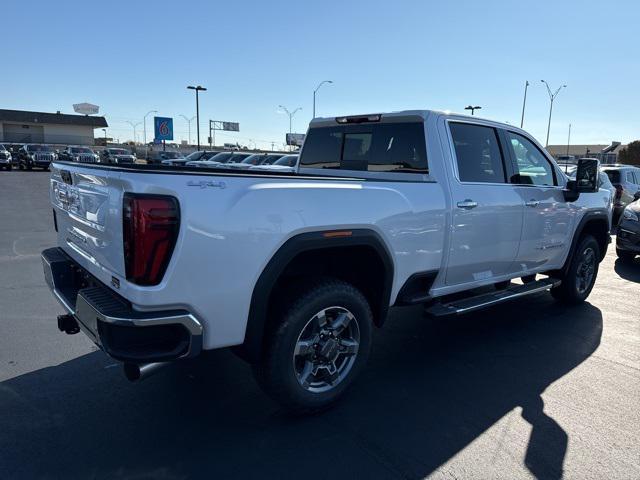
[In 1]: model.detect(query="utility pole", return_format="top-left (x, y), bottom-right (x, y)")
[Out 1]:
top-left (520, 80), bottom-right (529, 128)
top-left (566, 123), bottom-right (571, 157)
top-left (541, 80), bottom-right (567, 147)
top-left (188, 85), bottom-right (207, 150)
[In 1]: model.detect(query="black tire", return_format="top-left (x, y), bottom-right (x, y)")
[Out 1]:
top-left (26, 163), bottom-right (32, 171)
top-left (551, 235), bottom-right (600, 304)
top-left (616, 248), bottom-right (636, 263)
top-left (19, 163), bottom-right (24, 170)
top-left (253, 278), bottom-right (373, 414)
top-left (6, 164), bottom-right (11, 171)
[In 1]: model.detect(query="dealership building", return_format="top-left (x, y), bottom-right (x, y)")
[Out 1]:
top-left (0, 109), bottom-right (108, 146)
top-left (546, 142), bottom-right (625, 163)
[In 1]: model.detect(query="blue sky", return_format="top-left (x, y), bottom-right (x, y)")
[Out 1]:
top-left (2, 0), bottom-right (638, 149)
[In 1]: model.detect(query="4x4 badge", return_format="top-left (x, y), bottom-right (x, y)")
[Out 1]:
top-left (186, 180), bottom-right (226, 189)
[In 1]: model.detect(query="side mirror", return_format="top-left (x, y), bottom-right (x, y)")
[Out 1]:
top-left (563, 158), bottom-right (599, 201)
top-left (575, 158), bottom-right (599, 193)
top-left (634, 191), bottom-right (640, 202)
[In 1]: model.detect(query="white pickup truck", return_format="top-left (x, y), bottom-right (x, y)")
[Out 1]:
top-left (43, 110), bottom-right (610, 412)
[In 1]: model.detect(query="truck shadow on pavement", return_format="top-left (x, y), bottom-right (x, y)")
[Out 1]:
top-left (614, 258), bottom-right (640, 282)
top-left (0, 295), bottom-right (602, 480)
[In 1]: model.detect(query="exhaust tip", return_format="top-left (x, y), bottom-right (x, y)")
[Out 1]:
top-left (123, 361), bottom-right (170, 382)
top-left (123, 363), bottom-right (142, 382)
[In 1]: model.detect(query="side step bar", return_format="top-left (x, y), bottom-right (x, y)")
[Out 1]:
top-left (425, 278), bottom-right (561, 317)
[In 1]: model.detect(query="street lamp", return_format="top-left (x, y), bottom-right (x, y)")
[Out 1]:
top-left (278, 105), bottom-right (302, 135)
top-left (179, 114), bottom-right (196, 145)
top-left (279, 105), bottom-right (302, 151)
top-left (541, 80), bottom-right (567, 147)
top-left (464, 105), bottom-right (482, 115)
top-left (101, 128), bottom-right (107, 144)
top-left (313, 80), bottom-right (333, 118)
top-left (188, 85), bottom-right (207, 150)
top-left (126, 121), bottom-right (141, 144)
top-left (143, 110), bottom-right (158, 157)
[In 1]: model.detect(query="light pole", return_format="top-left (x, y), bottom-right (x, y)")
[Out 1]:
top-left (179, 114), bottom-right (196, 145)
top-left (465, 105), bottom-right (482, 115)
top-left (313, 80), bottom-right (333, 118)
top-left (188, 85), bottom-right (207, 150)
top-left (101, 128), bottom-right (107, 144)
top-left (143, 109), bottom-right (158, 157)
top-left (279, 105), bottom-right (302, 151)
top-left (520, 80), bottom-right (529, 128)
top-left (126, 121), bottom-right (141, 144)
top-left (541, 80), bottom-right (567, 147)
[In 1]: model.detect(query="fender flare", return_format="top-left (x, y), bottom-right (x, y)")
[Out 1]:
top-left (556, 210), bottom-right (610, 276)
top-left (238, 229), bottom-right (394, 363)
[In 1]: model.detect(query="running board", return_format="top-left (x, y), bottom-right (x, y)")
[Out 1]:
top-left (425, 278), bottom-right (561, 317)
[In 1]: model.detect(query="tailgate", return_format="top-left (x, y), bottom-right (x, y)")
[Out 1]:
top-left (50, 163), bottom-right (126, 278)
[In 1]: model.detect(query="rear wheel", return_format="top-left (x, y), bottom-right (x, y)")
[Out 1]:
top-left (254, 278), bottom-right (372, 414)
top-left (551, 235), bottom-right (599, 304)
top-left (616, 248), bottom-right (636, 263)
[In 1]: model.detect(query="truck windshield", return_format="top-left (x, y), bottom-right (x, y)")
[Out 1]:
top-left (71, 147), bottom-right (92, 153)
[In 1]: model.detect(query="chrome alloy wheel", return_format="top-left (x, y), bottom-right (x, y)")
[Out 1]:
top-left (293, 306), bottom-right (360, 393)
top-left (576, 246), bottom-right (596, 294)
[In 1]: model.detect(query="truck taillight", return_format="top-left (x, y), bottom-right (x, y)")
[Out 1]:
top-left (123, 193), bottom-right (180, 286)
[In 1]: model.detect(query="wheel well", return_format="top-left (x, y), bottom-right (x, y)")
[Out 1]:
top-left (239, 230), bottom-right (393, 363)
top-left (580, 218), bottom-right (609, 261)
top-left (270, 245), bottom-right (388, 326)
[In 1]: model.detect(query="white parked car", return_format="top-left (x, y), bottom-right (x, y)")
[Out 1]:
top-left (43, 110), bottom-right (609, 413)
top-left (250, 154), bottom-right (298, 172)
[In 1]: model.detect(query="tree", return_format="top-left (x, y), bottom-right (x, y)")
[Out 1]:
top-left (618, 141), bottom-right (640, 166)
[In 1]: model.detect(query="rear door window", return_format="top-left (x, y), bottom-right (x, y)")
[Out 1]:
top-left (449, 122), bottom-right (506, 183)
top-left (300, 122), bottom-right (427, 173)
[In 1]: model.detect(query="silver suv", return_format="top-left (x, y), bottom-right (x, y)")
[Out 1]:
top-left (601, 164), bottom-right (640, 224)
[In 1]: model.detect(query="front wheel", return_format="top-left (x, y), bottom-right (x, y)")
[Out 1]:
top-left (254, 278), bottom-right (373, 414)
top-left (551, 235), bottom-right (600, 304)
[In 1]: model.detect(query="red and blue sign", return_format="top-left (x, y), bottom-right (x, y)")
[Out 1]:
top-left (154, 116), bottom-right (174, 141)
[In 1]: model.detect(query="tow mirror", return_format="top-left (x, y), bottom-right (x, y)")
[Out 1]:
top-left (563, 158), bottom-right (599, 202)
top-left (575, 158), bottom-right (599, 193)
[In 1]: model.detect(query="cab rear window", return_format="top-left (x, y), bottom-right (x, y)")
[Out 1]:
top-left (300, 122), bottom-right (428, 174)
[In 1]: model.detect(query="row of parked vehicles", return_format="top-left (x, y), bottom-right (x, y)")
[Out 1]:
top-left (162, 150), bottom-right (299, 172)
top-left (0, 142), bottom-right (300, 173)
top-left (0, 143), bottom-right (138, 171)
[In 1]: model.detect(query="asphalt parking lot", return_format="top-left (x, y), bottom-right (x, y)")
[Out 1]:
top-left (0, 170), bottom-right (639, 480)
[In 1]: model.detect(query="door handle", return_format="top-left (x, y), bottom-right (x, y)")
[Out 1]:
top-left (457, 199), bottom-right (478, 210)
top-left (525, 200), bottom-right (540, 208)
